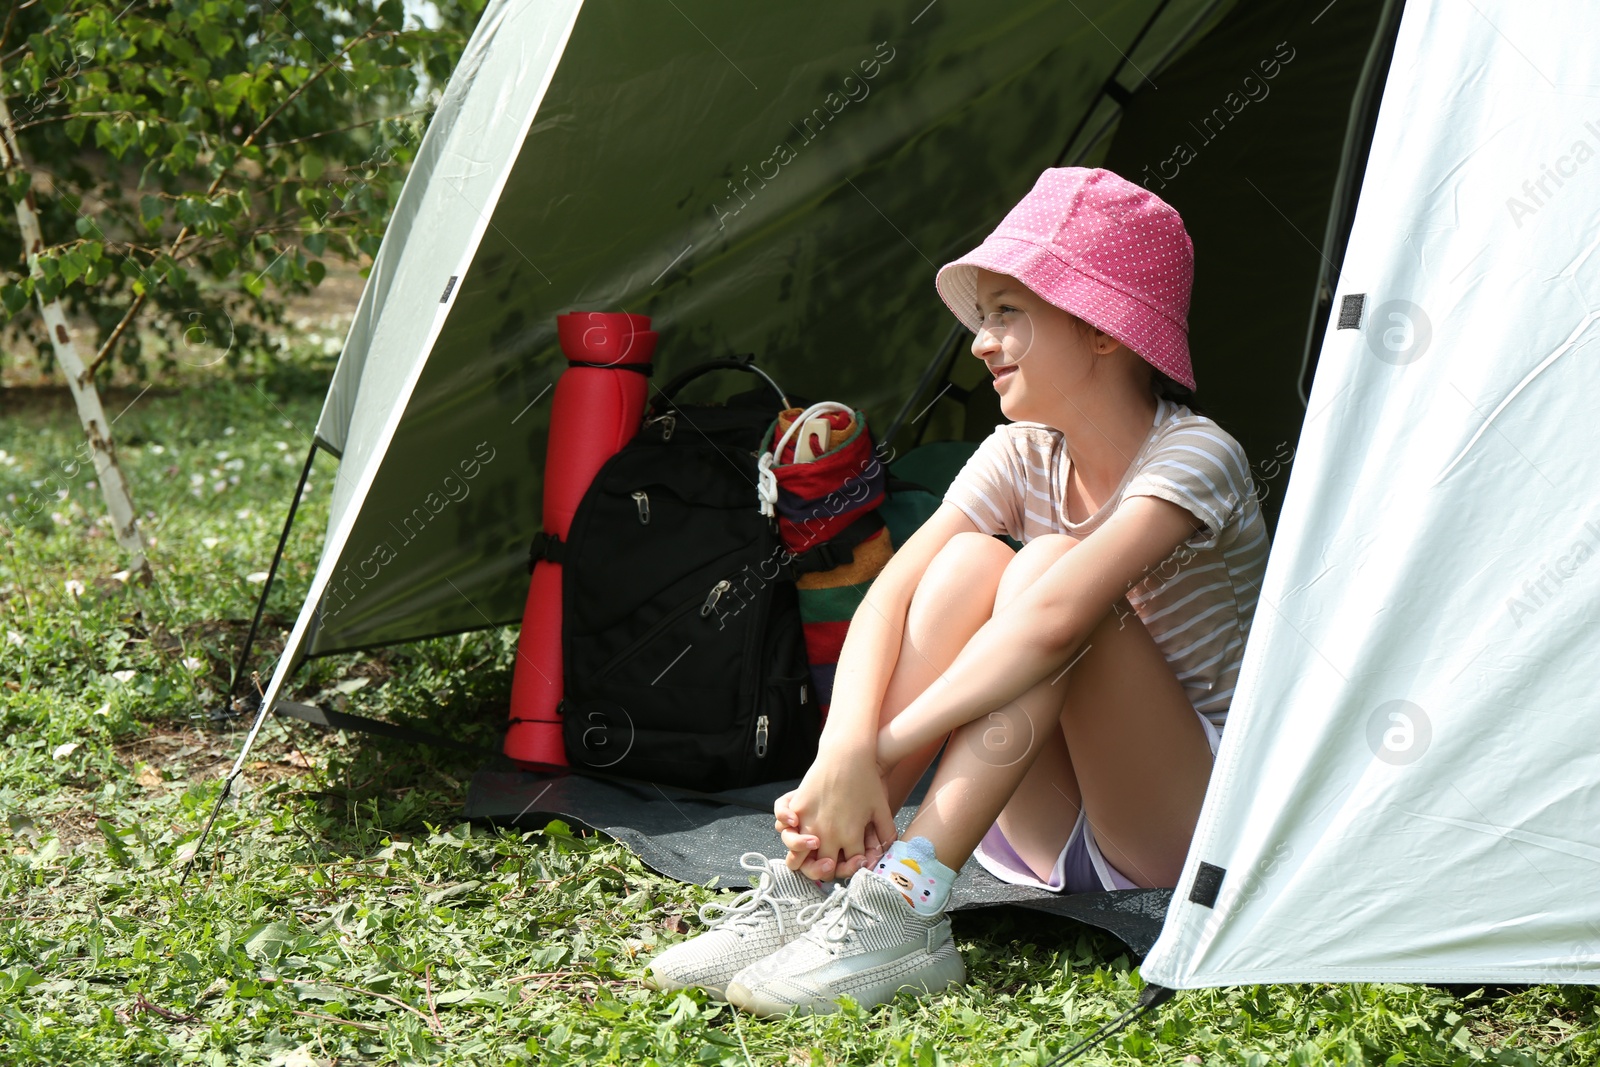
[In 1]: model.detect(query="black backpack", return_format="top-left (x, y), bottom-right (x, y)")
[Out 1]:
top-left (539, 359), bottom-right (821, 790)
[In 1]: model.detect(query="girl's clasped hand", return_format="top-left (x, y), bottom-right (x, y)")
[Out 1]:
top-left (772, 746), bottom-right (898, 879)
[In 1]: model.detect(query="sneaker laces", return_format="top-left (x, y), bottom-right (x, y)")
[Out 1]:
top-left (795, 878), bottom-right (876, 946)
top-left (696, 852), bottom-right (799, 937)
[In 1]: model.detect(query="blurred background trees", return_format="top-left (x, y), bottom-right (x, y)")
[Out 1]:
top-left (1, 0), bottom-right (488, 376)
top-left (0, 0), bottom-right (487, 573)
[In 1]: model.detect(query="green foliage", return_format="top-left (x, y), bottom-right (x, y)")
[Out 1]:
top-left (0, 0), bottom-right (489, 380)
top-left (0, 355), bottom-right (1596, 1062)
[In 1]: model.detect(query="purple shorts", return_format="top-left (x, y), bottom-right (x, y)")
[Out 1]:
top-left (972, 708), bottom-right (1222, 893)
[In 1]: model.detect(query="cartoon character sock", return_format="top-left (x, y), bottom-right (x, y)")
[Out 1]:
top-left (870, 836), bottom-right (956, 916)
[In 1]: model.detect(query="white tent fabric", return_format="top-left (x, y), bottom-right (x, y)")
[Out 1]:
top-left (1144, 0), bottom-right (1600, 987)
top-left (313, 1), bottom-right (584, 517)
top-left (238, 1), bottom-right (583, 750)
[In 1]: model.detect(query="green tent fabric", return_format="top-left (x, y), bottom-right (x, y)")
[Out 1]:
top-left (293, 0), bottom-right (1259, 664)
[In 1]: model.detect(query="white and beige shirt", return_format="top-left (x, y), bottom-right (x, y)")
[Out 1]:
top-left (942, 397), bottom-right (1270, 729)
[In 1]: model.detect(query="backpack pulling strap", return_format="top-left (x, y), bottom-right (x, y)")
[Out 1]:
top-left (528, 530), bottom-right (567, 572)
top-left (653, 355), bottom-right (790, 413)
top-left (565, 360), bottom-right (653, 375)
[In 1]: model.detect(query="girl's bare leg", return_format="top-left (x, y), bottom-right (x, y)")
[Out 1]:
top-left (777, 531), bottom-right (1013, 879)
top-left (874, 532), bottom-right (1017, 810)
top-left (901, 533), bottom-right (1215, 889)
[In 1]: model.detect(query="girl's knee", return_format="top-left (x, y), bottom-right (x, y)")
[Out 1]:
top-left (923, 531), bottom-right (1012, 591)
top-left (996, 533), bottom-right (1080, 609)
top-left (908, 532), bottom-right (1012, 634)
top-left (1010, 533), bottom-right (1083, 570)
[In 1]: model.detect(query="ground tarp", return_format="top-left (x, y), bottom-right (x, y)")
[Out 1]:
top-left (465, 765), bottom-right (1174, 955)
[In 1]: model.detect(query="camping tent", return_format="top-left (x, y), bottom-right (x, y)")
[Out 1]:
top-left (233, 0), bottom-right (1597, 986)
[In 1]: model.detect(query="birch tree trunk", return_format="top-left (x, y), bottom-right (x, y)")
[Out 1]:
top-left (0, 91), bottom-right (152, 583)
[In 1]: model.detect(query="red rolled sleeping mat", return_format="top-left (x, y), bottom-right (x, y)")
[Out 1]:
top-left (505, 313), bottom-right (657, 767)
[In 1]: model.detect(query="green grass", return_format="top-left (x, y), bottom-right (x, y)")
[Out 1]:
top-left (0, 351), bottom-right (1596, 1065)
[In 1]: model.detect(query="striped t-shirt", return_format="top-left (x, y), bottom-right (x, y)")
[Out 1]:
top-left (941, 397), bottom-right (1270, 730)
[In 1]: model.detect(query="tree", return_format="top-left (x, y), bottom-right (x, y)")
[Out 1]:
top-left (0, 0), bottom-right (486, 576)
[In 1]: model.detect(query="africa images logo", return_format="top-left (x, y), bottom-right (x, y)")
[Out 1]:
top-left (1139, 41), bottom-right (1296, 190)
top-left (321, 441), bottom-right (497, 619)
top-left (710, 42), bottom-right (897, 230)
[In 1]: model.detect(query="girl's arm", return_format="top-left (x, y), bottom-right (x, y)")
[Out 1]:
top-left (877, 494), bottom-right (1205, 766)
top-left (776, 502), bottom-right (983, 879)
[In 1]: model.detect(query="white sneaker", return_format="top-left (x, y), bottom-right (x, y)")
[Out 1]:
top-left (644, 852), bottom-right (830, 999)
top-left (724, 867), bottom-right (966, 1017)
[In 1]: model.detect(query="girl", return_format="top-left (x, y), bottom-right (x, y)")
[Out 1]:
top-left (645, 166), bottom-right (1269, 1016)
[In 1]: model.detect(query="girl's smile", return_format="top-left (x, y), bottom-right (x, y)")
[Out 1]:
top-left (990, 363), bottom-right (1019, 388)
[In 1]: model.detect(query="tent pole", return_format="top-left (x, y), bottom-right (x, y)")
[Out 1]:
top-left (913, 327), bottom-right (972, 448)
top-left (1051, 0), bottom-right (1183, 165)
top-left (1052, 0), bottom-right (1236, 168)
top-left (883, 321), bottom-right (966, 450)
top-left (1295, 0), bottom-right (1407, 408)
top-left (216, 440), bottom-right (318, 720)
top-left (180, 439), bottom-right (318, 887)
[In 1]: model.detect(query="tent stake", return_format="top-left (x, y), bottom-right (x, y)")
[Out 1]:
top-left (1041, 984), bottom-right (1174, 1067)
top-left (181, 672), bottom-right (271, 886)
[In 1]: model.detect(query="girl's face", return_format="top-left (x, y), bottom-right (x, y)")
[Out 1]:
top-left (972, 268), bottom-right (1110, 422)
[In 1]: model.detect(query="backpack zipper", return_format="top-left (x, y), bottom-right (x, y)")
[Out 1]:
top-left (735, 560), bottom-right (778, 780)
top-left (631, 490), bottom-right (650, 525)
top-left (644, 412), bottom-right (676, 441)
top-left (595, 570), bottom-right (739, 679)
top-left (699, 579), bottom-right (732, 617)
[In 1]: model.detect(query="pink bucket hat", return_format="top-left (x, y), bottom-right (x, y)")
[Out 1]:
top-left (935, 167), bottom-right (1196, 390)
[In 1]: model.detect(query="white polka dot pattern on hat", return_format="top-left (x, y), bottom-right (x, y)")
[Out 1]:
top-left (933, 167), bottom-right (1197, 391)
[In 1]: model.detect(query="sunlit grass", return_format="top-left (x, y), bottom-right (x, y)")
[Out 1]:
top-left (0, 349), bottom-right (1593, 1065)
